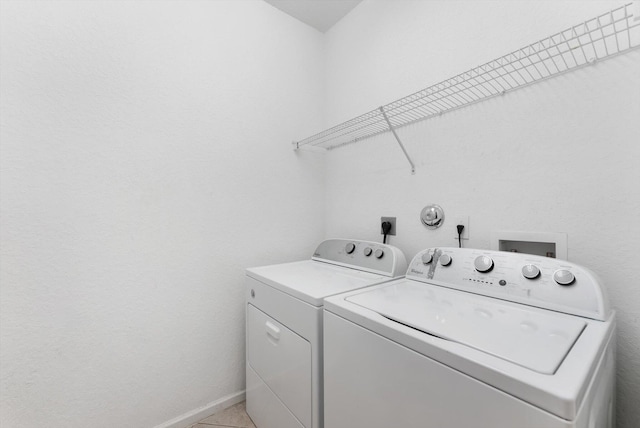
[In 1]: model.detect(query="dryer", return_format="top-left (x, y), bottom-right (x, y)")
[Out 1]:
top-left (245, 239), bottom-right (407, 428)
top-left (323, 247), bottom-right (616, 428)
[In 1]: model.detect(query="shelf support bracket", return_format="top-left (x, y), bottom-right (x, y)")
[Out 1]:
top-left (379, 106), bottom-right (416, 174)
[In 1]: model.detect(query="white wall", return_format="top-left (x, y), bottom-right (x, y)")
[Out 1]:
top-left (2, 1), bottom-right (638, 427)
top-left (0, 1), bottom-right (325, 427)
top-left (324, 1), bottom-right (639, 427)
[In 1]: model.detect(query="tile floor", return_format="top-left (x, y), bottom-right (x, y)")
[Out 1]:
top-left (187, 401), bottom-right (256, 428)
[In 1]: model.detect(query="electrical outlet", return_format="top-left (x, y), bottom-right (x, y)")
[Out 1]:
top-left (453, 216), bottom-right (469, 240)
top-left (381, 217), bottom-right (396, 236)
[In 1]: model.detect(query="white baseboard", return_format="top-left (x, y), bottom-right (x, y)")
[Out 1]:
top-left (154, 390), bottom-right (246, 428)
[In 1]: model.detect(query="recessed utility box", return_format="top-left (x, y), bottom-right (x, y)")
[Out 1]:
top-left (491, 231), bottom-right (568, 260)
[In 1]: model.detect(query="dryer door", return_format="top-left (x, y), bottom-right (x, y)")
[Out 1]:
top-left (247, 304), bottom-right (311, 427)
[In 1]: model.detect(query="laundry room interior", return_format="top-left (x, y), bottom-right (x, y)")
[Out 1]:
top-left (1, 0), bottom-right (638, 427)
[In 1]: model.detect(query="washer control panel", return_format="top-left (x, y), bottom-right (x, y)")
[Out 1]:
top-left (312, 239), bottom-right (408, 277)
top-left (406, 247), bottom-right (609, 320)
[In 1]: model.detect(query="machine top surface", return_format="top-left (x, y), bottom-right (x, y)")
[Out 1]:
top-left (346, 279), bottom-right (586, 374)
top-left (246, 239), bottom-right (407, 306)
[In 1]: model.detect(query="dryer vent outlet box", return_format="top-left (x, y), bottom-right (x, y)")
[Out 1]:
top-left (491, 231), bottom-right (568, 260)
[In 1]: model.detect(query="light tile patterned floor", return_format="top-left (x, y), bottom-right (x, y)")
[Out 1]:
top-left (189, 401), bottom-right (256, 428)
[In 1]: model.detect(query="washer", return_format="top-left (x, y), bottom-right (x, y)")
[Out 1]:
top-left (324, 247), bottom-right (616, 428)
top-left (245, 239), bottom-right (407, 428)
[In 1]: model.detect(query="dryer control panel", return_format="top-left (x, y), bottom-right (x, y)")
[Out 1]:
top-left (406, 247), bottom-right (610, 321)
top-left (312, 239), bottom-right (408, 278)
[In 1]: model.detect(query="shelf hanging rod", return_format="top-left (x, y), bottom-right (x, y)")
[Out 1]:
top-left (379, 106), bottom-right (416, 174)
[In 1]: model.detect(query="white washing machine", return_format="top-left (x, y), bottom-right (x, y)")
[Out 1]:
top-left (245, 239), bottom-right (407, 428)
top-left (324, 247), bottom-right (616, 428)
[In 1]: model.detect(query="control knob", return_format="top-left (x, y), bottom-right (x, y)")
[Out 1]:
top-left (375, 249), bottom-right (384, 259)
top-left (474, 255), bottom-right (494, 273)
top-left (421, 253), bottom-right (433, 264)
top-left (439, 254), bottom-right (452, 266)
top-left (364, 247), bottom-right (373, 257)
top-left (522, 264), bottom-right (541, 279)
top-left (554, 269), bottom-right (575, 286)
top-left (345, 243), bottom-right (356, 254)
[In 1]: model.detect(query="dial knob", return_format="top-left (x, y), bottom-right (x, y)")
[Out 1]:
top-left (522, 264), bottom-right (541, 279)
top-left (364, 247), bottom-right (373, 257)
top-left (474, 255), bottom-right (494, 273)
top-left (554, 269), bottom-right (575, 286)
top-left (345, 243), bottom-right (356, 254)
top-left (374, 249), bottom-right (384, 259)
top-left (439, 254), bottom-right (452, 266)
top-left (421, 253), bottom-right (433, 264)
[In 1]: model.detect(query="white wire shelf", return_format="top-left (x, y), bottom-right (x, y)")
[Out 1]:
top-left (293, 3), bottom-right (640, 161)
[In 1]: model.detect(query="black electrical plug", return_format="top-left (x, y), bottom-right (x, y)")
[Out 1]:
top-left (457, 225), bottom-right (465, 248)
top-left (382, 221), bottom-right (392, 244)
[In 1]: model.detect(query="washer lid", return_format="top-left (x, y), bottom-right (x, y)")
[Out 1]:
top-left (346, 281), bottom-right (586, 374)
top-left (247, 260), bottom-right (390, 306)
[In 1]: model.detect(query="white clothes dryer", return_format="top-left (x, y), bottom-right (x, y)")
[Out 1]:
top-left (245, 239), bottom-right (407, 428)
top-left (324, 247), bottom-right (616, 428)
